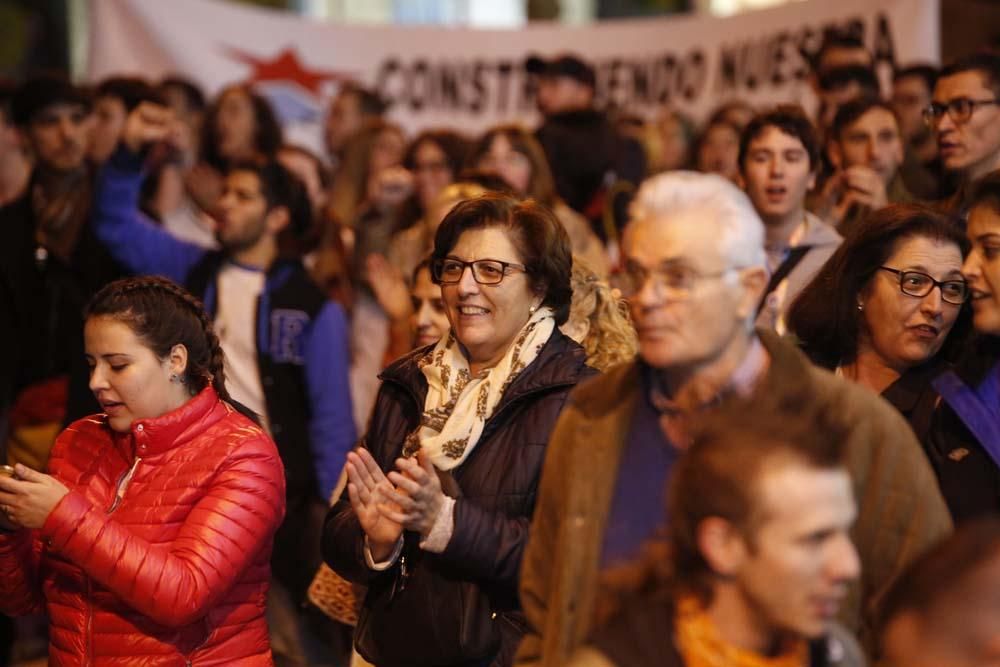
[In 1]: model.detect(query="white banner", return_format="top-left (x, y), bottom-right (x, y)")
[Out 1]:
top-left (88, 0), bottom-right (939, 145)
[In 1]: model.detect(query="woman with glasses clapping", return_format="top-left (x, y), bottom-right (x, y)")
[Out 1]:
top-left (787, 204), bottom-right (984, 520)
top-left (323, 193), bottom-right (596, 667)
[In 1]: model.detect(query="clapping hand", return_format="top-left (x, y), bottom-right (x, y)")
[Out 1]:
top-left (0, 464), bottom-right (69, 531)
top-left (383, 449), bottom-right (445, 537)
top-left (345, 449), bottom-right (404, 561)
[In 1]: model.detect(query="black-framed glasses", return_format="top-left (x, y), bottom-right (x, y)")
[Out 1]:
top-left (922, 98), bottom-right (1000, 126)
top-left (878, 267), bottom-right (969, 305)
top-left (618, 261), bottom-right (739, 299)
top-left (431, 257), bottom-right (528, 285)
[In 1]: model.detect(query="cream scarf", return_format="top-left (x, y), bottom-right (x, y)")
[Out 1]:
top-left (403, 307), bottom-right (555, 470)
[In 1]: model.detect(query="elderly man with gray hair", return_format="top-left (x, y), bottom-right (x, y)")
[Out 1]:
top-left (515, 171), bottom-right (952, 667)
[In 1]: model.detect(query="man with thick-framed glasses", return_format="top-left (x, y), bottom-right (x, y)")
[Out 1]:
top-left (516, 170), bottom-right (951, 667)
top-left (927, 53), bottom-right (1000, 214)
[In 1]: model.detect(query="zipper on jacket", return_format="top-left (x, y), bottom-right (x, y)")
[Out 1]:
top-left (107, 457), bottom-right (142, 514)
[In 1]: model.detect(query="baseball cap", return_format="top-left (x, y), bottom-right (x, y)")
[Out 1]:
top-left (525, 53), bottom-right (596, 89)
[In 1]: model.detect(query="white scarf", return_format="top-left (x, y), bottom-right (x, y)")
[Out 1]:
top-left (403, 307), bottom-right (556, 470)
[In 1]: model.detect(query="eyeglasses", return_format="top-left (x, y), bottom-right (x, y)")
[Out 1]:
top-left (432, 257), bottom-right (528, 285)
top-left (878, 267), bottom-right (969, 305)
top-left (922, 98), bottom-right (1000, 126)
top-left (618, 261), bottom-right (739, 300)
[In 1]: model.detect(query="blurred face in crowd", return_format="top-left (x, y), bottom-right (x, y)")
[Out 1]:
top-left (892, 74), bottom-right (934, 145)
top-left (0, 109), bottom-right (23, 160)
top-left (859, 235), bottom-right (964, 373)
top-left (831, 107), bottom-right (905, 185)
top-left (622, 212), bottom-right (760, 371)
top-left (411, 266), bottom-right (450, 349)
top-left (964, 203), bottom-right (1000, 335)
top-left (438, 226), bottom-right (540, 372)
top-left (85, 316), bottom-right (187, 433)
top-left (741, 126), bottom-right (815, 227)
top-left (370, 127), bottom-right (406, 175)
top-left (658, 112), bottom-right (692, 172)
top-left (215, 170), bottom-right (281, 253)
top-left (412, 139), bottom-right (454, 212)
top-left (161, 85), bottom-right (203, 161)
top-left (932, 70), bottom-right (1000, 181)
top-left (88, 95), bottom-right (127, 163)
top-left (324, 89), bottom-right (363, 158)
top-left (215, 88), bottom-right (257, 162)
top-left (697, 122), bottom-right (741, 184)
top-left (716, 460), bottom-right (859, 643)
top-left (26, 102), bottom-right (91, 173)
top-left (478, 133), bottom-right (532, 194)
top-left (882, 555), bottom-right (1000, 667)
top-left (536, 75), bottom-right (593, 116)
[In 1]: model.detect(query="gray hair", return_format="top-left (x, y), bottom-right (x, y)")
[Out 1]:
top-left (628, 171), bottom-right (767, 269)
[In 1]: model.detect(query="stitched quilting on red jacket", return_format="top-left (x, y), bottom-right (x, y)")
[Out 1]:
top-left (0, 387), bottom-right (286, 666)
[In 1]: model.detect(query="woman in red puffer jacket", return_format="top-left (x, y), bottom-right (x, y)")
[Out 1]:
top-left (0, 276), bottom-right (286, 666)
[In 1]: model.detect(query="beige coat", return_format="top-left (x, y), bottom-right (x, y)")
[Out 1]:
top-left (515, 329), bottom-right (952, 667)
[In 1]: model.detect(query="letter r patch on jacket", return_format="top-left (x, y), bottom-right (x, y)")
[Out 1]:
top-left (270, 309), bottom-right (309, 364)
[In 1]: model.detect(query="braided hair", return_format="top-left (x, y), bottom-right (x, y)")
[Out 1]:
top-left (85, 275), bottom-right (257, 421)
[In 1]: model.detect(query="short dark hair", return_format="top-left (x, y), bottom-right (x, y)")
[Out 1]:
top-left (880, 518), bottom-right (1000, 636)
top-left (830, 96), bottom-right (900, 142)
top-left (201, 84), bottom-right (283, 170)
top-left (938, 52), bottom-right (1000, 98)
top-left (94, 76), bottom-right (163, 112)
top-left (787, 204), bottom-right (968, 370)
top-left (431, 193), bottom-right (573, 325)
top-left (227, 160), bottom-right (311, 241)
top-left (670, 392), bottom-right (850, 602)
top-left (812, 32), bottom-right (872, 72)
top-left (893, 63), bottom-right (939, 93)
top-left (738, 105), bottom-right (820, 172)
top-left (340, 83), bottom-right (387, 117)
top-left (11, 72), bottom-right (92, 126)
top-left (968, 170), bottom-right (1000, 215)
top-left (159, 76), bottom-right (206, 114)
top-left (817, 65), bottom-right (880, 96)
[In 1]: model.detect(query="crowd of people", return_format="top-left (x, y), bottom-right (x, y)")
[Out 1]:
top-left (1, 24), bottom-right (1000, 667)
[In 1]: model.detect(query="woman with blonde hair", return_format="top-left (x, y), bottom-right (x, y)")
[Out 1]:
top-left (562, 257), bottom-right (637, 371)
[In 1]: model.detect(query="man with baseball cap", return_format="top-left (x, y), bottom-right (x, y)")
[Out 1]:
top-left (526, 53), bottom-right (645, 239)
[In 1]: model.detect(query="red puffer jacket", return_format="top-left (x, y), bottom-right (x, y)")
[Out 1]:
top-left (0, 387), bottom-right (286, 666)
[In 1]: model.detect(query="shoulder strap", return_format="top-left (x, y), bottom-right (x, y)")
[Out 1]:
top-left (932, 370), bottom-right (1000, 468)
top-left (756, 245), bottom-right (811, 314)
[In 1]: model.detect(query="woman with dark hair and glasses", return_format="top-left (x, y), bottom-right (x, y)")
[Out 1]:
top-left (928, 172), bottom-right (1000, 521)
top-left (787, 204), bottom-right (985, 517)
top-left (323, 193), bottom-right (595, 667)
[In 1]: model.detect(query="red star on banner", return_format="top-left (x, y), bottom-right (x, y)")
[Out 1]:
top-left (224, 46), bottom-right (354, 95)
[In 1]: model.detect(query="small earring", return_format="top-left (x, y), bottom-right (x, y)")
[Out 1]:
top-left (857, 303), bottom-right (864, 311)
top-left (169, 373), bottom-right (178, 383)
top-left (529, 305), bottom-right (538, 315)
